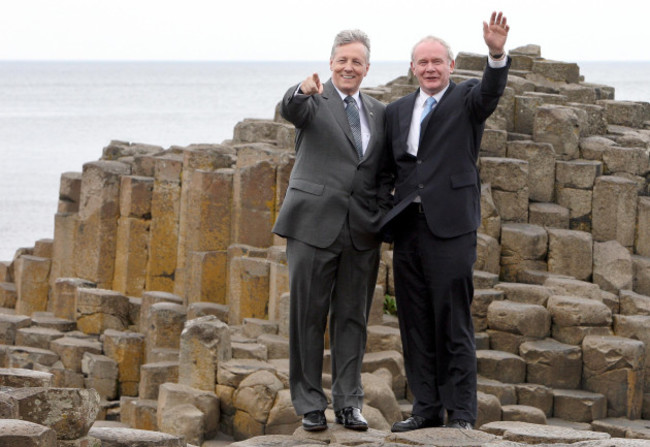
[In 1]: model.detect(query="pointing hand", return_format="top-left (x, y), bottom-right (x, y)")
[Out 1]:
top-left (300, 73), bottom-right (323, 95)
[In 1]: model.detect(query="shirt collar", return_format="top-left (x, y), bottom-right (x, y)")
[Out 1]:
top-left (333, 85), bottom-right (362, 110)
top-left (416, 84), bottom-right (449, 108)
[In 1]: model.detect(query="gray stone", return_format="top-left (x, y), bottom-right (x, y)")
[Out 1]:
top-left (582, 335), bottom-right (645, 418)
top-left (159, 403), bottom-right (205, 446)
top-left (487, 300), bottom-right (550, 338)
top-left (528, 202), bottom-right (569, 229)
top-left (88, 427), bottom-right (185, 447)
top-left (477, 376), bottom-right (517, 405)
top-left (533, 105), bottom-right (581, 160)
top-left (501, 404), bottom-right (547, 424)
top-left (476, 233), bottom-right (500, 275)
top-left (477, 390), bottom-right (502, 429)
top-left (50, 337), bottom-right (102, 373)
top-left (179, 315), bottom-right (232, 391)
top-left (480, 157), bottom-right (529, 222)
top-left (0, 367), bottom-right (52, 388)
top-left (476, 350), bottom-right (526, 383)
top-left (0, 419), bottom-right (57, 447)
top-left (519, 338), bottom-right (582, 389)
top-left (553, 388), bottom-right (607, 423)
top-left (633, 255), bottom-right (650, 297)
top-left (481, 420), bottom-right (610, 443)
top-left (494, 282), bottom-right (552, 307)
top-left (619, 289), bottom-right (650, 316)
top-left (217, 359), bottom-right (277, 389)
top-left (500, 223), bottom-right (548, 282)
top-left (592, 176), bottom-right (638, 248)
top-left (157, 382), bottom-right (220, 440)
top-left (365, 325), bottom-right (402, 354)
top-left (486, 329), bottom-right (536, 355)
top-left (555, 159), bottom-right (602, 189)
top-left (515, 383), bottom-right (553, 417)
top-left (387, 425), bottom-right (498, 446)
top-left (361, 372), bottom-right (402, 425)
top-left (472, 289), bottom-right (504, 332)
top-left (580, 135), bottom-right (616, 161)
top-left (9, 387), bottom-right (100, 439)
top-left (0, 314), bottom-right (31, 345)
top-left (593, 240), bottom-right (633, 294)
top-left (507, 140), bottom-right (556, 202)
top-left (547, 295), bottom-right (612, 327)
top-left (547, 228), bottom-right (593, 281)
top-left (15, 327), bottom-right (64, 349)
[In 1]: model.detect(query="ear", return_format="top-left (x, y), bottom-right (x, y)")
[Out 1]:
top-left (449, 59), bottom-right (456, 73)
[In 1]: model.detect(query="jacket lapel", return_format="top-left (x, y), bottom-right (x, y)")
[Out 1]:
top-left (397, 90), bottom-right (418, 155)
top-left (323, 80), bottom-right (358, 156)
top-left (419, 81), bottom-right (456, 144)
top-left (359, 93), bottom-right (377, 163)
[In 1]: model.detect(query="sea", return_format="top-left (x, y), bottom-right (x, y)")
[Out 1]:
top-left (0, 60), bottom-right (649, 261)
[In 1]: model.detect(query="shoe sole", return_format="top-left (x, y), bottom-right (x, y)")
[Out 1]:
top-left (345, 425), bottom-right (368, 431)
top-left (303, 425), bottom-right (327, 432)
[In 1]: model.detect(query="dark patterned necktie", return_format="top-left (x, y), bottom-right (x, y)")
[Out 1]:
top-left (344, 96), bottom-right (363, 159)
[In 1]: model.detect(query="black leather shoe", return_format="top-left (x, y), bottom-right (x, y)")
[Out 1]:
top-left (302, 410), bottom-right (327, 431)
top-left (334, 407), bottom-right (368, 431)
top-left (391, 415), bottom-right (440, 432)
top-left (447, 419), bottom-right (473, 430)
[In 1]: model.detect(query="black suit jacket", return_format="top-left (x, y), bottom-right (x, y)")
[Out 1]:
top-left (382, 59), bottom-right (511, 239)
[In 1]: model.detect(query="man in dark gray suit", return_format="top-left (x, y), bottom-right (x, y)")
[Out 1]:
top-left (272, 30), bottom-right (391, 432)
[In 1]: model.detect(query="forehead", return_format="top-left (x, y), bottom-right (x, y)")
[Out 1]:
top-left (332, 42), bottom-right (367, 61)
top-left (413, 40), bottom-right (448, 61)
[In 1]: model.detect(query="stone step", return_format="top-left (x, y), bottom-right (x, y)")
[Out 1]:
top-left (476, 349), bottom-right (526, 383)
top-left (552, 388), bottom-right (607, 423)
top-left (0, 419), bottom-right (56, 447)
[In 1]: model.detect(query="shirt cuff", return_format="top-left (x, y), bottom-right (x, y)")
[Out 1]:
top-left (487, 54), bottom-right (507, 69)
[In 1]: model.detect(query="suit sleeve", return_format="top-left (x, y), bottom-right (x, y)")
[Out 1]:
top-left (466, 56), bottom-right (511, 123)
top-left (281, 83), bottom-right (317, 129)
top-left (378, 110), bottom-right (396, 214)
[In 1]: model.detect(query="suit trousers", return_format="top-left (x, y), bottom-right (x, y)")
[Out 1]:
top-left (392, 204), bottom-right (477, 425)
top-left (286, 219), bottom-right (380, 415)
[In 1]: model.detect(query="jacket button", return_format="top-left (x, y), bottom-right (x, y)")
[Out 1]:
top-left (417, 160), bottom-right (422, 164)
top-left (418, 184), bottom-right (424, 189)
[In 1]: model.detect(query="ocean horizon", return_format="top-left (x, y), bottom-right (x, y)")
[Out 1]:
top-left (1, 60), bottom-right (648, 260)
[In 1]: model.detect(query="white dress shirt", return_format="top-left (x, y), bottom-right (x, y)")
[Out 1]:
top-left (332, 86), bottom-right (371, 155)
top-left (406, 55), bottom-right (507, 156)
top-left (293, 84), bottom-right (371, 156)
top-left (407, 54), bottom-right (507, 202)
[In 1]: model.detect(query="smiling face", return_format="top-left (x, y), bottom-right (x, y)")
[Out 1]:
top-left (329, 41), bottom-right (370, 96)
top-left (410, 39), bottom-right (455, 96)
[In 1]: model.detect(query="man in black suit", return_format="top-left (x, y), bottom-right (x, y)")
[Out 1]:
top-left (382, 12), bottom-right (511, 432)
top-left (273, 30), bottom-right (391, 432)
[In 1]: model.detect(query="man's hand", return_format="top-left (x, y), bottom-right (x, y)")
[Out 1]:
top-left (300, 73), bottom-right (323, 95)
top-left (483, 11), bottom-right (509, 56)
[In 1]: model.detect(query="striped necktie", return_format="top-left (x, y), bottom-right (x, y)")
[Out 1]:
top-left (344, 96), bottom-right (363, 159)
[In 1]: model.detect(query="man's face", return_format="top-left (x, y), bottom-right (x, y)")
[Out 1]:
top-left (330, 42), bottom-right (370, 96)
top-left (410, 40), bottom-right (455, 96)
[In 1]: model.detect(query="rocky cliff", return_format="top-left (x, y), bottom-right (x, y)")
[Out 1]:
top-left (1, 44), bottom-right (650, 446)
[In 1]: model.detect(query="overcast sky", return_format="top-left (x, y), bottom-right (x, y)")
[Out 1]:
top-left (1, 0), bottom-right (648, 63)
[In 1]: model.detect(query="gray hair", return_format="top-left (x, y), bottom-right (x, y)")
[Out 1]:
top-left (331, 29), bottom-right (371, 62)
top-left (411, 36), bottom-right (454, 63)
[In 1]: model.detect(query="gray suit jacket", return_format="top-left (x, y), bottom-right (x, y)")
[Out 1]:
top-left (272, 79), bottom-right (391, 250)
